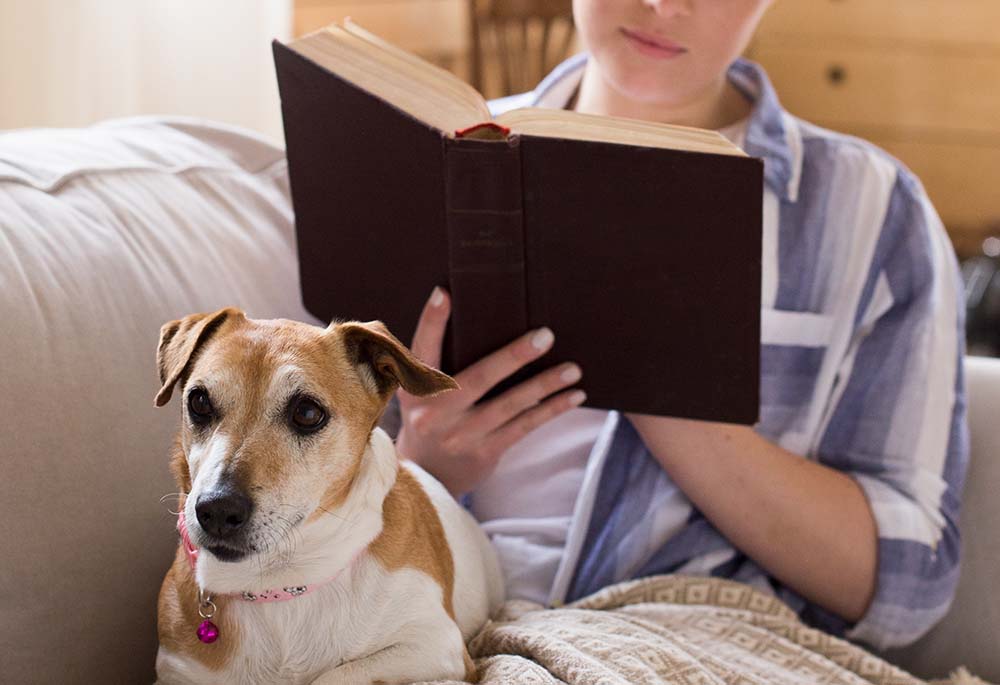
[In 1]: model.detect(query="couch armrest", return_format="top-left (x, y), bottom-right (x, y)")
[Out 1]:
top-left (882, 355), bottom-right (1000, 681)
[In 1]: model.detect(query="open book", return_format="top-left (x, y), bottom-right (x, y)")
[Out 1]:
top-left (284, 19), bottom-right (746, 155)
top-left (272, 20), bottom-right (762, 423)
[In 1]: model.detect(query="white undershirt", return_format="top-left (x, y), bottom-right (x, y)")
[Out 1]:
top-left (470, 115), bottom-right (751, 605)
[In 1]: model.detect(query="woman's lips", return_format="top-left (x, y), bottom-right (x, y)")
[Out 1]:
top-left (620, 28), bottom-right (686, 59)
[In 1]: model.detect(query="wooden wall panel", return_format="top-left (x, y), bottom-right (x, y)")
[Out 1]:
top-left (756, 0), bottom-right (1000, 49)
top-left (749, 0), bottom-right (1000, 255)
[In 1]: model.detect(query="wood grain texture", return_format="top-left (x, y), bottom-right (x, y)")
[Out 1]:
top-left (748, 0), bottom-right (1000, 251)
top-left (756, 0), bottom-right (1000, 50)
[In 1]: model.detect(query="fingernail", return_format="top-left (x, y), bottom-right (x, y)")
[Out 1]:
top-left (561, 364), bottom-right (581, 383)
top-left (430, 287), bottom-right (444, 307)
top-left (531, 327), bottom-right (554, 350)
top-left (569, 390), bottom-right (586, 405)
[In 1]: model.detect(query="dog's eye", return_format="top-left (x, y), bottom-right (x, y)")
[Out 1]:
top-left (188, 388), bottom-right (215, 424)
top-left (289, 396), bottom-right (327, 433)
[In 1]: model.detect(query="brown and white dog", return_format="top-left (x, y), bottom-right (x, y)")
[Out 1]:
top-left (153, 307), bottom-right (504, 684)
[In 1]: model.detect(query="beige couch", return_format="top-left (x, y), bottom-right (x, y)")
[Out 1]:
top-left (1, 118), bottom-right (996, 684)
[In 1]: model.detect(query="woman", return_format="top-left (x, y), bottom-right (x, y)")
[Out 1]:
top-left (387, 0), bottom-right (968, 651)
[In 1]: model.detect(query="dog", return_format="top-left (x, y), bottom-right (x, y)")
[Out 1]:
top-left (153, 307), bottom-right (504, 684)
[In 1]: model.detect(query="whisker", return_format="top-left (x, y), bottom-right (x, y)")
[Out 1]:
top-left (252, 501), bottom-right (360, 579)
top-left (275, 514), bottom-right (304, 567)
top-left (273, 516), bottom-right (295, 567)
top-left (159, 492), bottom-right (187, 516)
top-left (260, 527), bottom-right (279, 584)
top-left (315, 505), bottom-right (348, 523)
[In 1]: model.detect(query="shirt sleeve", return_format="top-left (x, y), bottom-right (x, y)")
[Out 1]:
top-left (808, 168), bottom-right (970, 649)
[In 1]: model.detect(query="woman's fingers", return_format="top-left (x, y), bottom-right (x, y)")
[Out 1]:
top-left (476, 387), bottom-right (587, 471)
top-left (393, 295), bottom-right (589, 495)
top-left (463, 360), bottom-right (582, 437)
top-left (409, 286), bottom-right (449, 370)
top-left (452, 326), bottom-right (557, 406)
top-left (407, 286), bottom-right (560, 412)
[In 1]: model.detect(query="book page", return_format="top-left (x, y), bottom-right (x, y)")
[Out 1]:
top-left (495, 108), bottom-right (747, 156)
top-left (287, 22), bottom-right (490, 133)
top-left (287, 20), bottom-right (745, 154)
top-left (341, 19), bottom-right (492, 122)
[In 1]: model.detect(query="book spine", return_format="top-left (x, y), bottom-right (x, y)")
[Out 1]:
top-left (444, 135), bottom-right (528, 382)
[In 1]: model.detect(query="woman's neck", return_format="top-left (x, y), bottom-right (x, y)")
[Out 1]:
top-left (570, 61), bottom-right (751, 131)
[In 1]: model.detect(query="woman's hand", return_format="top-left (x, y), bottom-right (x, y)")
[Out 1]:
top-left (394, 286), bottom-right (586, 498)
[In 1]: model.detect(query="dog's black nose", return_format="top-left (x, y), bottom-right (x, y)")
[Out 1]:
top-left (195, 487), bottom-right (253, 540)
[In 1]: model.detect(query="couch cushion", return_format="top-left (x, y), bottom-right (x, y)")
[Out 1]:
top-left (0, 116), bottom-right (319, 684)
top-left (883, 355), bottom-right (1000, 681)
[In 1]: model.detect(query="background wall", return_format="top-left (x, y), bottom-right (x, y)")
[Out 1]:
top-left (0, 0), bottom-right (292, 144)
top-left (748, 0), bottom-right (1000, 259)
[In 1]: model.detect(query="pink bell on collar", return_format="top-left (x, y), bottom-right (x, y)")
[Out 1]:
top-left (196, 589), bottom-right (219, 644)
top-left (197, 619), bottom-right (219, 644)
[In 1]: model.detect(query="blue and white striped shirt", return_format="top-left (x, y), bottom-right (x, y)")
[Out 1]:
top-left (486, 53), bottom-right (970, 650)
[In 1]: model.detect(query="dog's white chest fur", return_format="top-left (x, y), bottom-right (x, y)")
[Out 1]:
top-left (159, 558), bottom-right (459, 684)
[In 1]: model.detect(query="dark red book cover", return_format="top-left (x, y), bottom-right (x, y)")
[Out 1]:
top-left (273, 39), bottom-right (762, 423)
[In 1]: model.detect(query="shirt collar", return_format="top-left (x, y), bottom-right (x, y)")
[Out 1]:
top-left (527, 54), bottom-right (802, 202)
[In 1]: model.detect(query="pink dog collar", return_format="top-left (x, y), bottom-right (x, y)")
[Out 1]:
top-left (177, 511), bottom-right (356, 643)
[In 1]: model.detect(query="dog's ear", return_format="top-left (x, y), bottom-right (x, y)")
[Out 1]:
top-left (337, 320), bottom-right (459, 402)
top-left (154, 307), bottom-right (243, 407)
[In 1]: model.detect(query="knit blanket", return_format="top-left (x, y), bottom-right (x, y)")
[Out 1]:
top-left (417, 575), bottom-right (993, 685)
